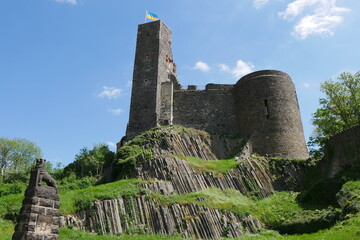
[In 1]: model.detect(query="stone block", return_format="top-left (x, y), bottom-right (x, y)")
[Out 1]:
top-left (24, 223), bottom-right (36, 232)
top-left (46, 208), bottom-right (59, 216)
top-left (53, 201), bottom-right (60, 209)
top-left (33, 186), bottom-right (59, 201)
top-left (23, 197), bottom-right (39, 206)
top-left (44, 235), bottom-right (58, 240)
top-left (24, 232), bottom-right (42, 240)
top-left (52, 217), bottom-right (60, 225)
top-left (51, 226), bottom-right (59, 234)
top-left (30, 206), bottom-right (46, 215)
top-left (12, 232), bottom-right (25, 240)
top-left (39, 199), bottom-right (54, 208)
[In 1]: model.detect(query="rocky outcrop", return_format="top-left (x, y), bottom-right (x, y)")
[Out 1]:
top-left (123, 126), bottom-right (309, 198)
top-left (62, 195), bottom-right (262, 239)
top-left (69, 126), bottom-right (309, 239)
top-left (138, 155), bottom-right (275, 198)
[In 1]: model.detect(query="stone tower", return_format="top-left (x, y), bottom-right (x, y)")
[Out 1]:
top-left (124, 21), bottom-right (308, 159)
top-left (126, 20), bottom-right (179, 140)
top-left (233, 70), bottom-right (309, 159)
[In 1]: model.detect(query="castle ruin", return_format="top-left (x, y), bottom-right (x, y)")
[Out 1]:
top-left (126, 20), bottom-right (309, 159)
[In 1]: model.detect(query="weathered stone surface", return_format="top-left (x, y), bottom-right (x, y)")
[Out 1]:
top-left (13, 159), bottom-right (60, 240)
top-left (125, 20), bottom-right (309, 160)
top-left (322, 125), bottom-right (360, 178)
top-left (123, 127), bottom-right (308, 198)
top-left (66, 127), bottom-right (311, 239)
top-left (63, 195), bottom-right (261, 239)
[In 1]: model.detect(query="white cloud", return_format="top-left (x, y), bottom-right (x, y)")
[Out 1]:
top-left (98, 86), bottom-right (121, 99)
top-left (303, 82), bottom-right (310, 88)
top-left (194, 61), bottom-right (210, 72)
top-left (279, 0), bottom-right (350, 39)
top-left (254, 0), bottom-right (270, 9)
top-left (232, 60), bottom-right (255, 78)
top-left (106, 141), bottom-right (117, 150)
top-left (108, 108), bottom-right (123, 115)
top-left (218, 63), bottom-right (230, 72)
top-left (55, 0), bottom-right (77, 5)
top-left (219, 60), bottom-right (255, 79)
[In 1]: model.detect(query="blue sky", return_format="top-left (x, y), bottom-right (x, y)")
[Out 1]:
top-left (1, 0), bottom-right (359, 167)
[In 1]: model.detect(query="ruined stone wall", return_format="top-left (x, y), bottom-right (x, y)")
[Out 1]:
top-left (173, 84), bottom-right (238, 136)
top-left (233, 70), bottom-right (309, 159)
top-left (324, 125), bottom-right (360, 178)
top-left (125, 21), bottom-right (309, 160)
top-left (126, 21), bottom-right (178, 139)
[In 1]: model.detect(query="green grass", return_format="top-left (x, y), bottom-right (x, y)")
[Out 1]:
top-left (0, 179), bottom-right (146, 218)
top-left (336, 181), bottom-right (360, 214)
top-left (0, 219), bottom-right (14, 240)
top-left (60, 178), bottom-right (146, 214)
top-left (1, 215), bottom-right (360, 240)
top-left (0, 193), bottom-right (23, 219)
top-left (173, 155), bottom-right (241, 176)
top-left (60, 228), bottom-right (187, 240)
top-left (153, 187), bottom-right (302, 228)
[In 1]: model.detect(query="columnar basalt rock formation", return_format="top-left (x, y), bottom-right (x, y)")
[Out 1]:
top-left (125, 20), bottom-right (309, 159)
top-left (13, 159), bottom-right (60, 240)
top-left (62, 195), bottom-right (262, 239)
top-left (119, 126), bottom-right (309, 197)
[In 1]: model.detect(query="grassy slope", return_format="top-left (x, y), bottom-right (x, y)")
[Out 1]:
top-left (0, 125), bottom-right (359, 239)
top-left (1, 215), bottom-right (359, 240)
top-left (0, 181), bottom-right (359, 240)
top-left (173, 155), bottom-right (241, 176)
top-left (0, 179), bottom-right (145, 220)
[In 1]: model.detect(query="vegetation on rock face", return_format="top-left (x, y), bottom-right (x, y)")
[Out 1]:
top-left (1, 124), bottom-right (360, 239)
top-left (60, 178), bottom-right (146, 214)
top-left (337, 181), bottom-right (360, 214)
top-left (0, 178), bottom-right (146, 220)
top-left (173, 155), bottom-right (241, 176)
top-left (309, 71), bottom-right (360, 158)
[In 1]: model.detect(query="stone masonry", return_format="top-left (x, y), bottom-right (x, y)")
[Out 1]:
top-left (13, 159), bottom-right (60, 240)
top-left (125, 20), bottom-right (309, 159)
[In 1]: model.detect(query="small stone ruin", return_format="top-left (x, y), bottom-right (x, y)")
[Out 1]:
top-left (12, 159), bottom-right (60, 240)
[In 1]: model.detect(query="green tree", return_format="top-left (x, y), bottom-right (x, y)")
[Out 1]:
top-left (63, 144), bottom-right (114, 178)
top-left (309, 71), bottom-right (360, 157)
top-left (0, 138), bottom-right (42, 182)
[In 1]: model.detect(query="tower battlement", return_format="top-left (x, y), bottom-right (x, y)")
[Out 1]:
top-left (125, 21), bottom-right (309, 159)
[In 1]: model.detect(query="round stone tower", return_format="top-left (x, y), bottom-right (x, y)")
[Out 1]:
top-left (233, 70), bottom-right (309, 159)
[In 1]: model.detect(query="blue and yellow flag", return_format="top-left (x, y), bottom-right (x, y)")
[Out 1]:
top-left (146, 11), bottom-right (159, 21)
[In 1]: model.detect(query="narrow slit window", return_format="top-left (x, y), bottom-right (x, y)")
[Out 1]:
top-left (264, 99), bottom-right (269, 119)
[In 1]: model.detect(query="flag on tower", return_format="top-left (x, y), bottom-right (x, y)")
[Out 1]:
top-left (146, 11), bottom-right (159, 21)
